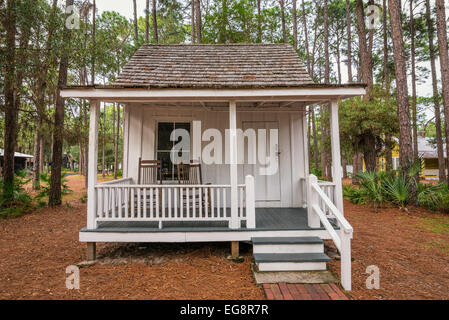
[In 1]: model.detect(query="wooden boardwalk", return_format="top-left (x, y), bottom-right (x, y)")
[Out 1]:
top-left (263, 283), bottom-right (349, 300)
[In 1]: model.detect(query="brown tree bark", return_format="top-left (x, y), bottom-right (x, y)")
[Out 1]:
top-left (324, 0), bottom-right (329, 84)
top-left (388, 0), bottom-right (415, 183)
top-left (133, 0), bottom-right (138, 43)
top-left (435, 0), bottom-right (449, 185)
top-left (346, 0), bottom-right (353, 82)
top-left (191, 0), bottom-right (195, 43)
top-left (301, 0), bottom-right (311, 75)
top-left (257, 0), bottom-right (262, 43)
top-left (39, 138), bottom-right (44, 173)
top-left (33, 120), bottom-right (42, 190)
top-left (152, 0), bottom-right (158, 43)
top-left (355, 0), bottom-right (377, 171)
top-left (355, 0), bottom-right (373, 95)
top-left (49, 0), bottom-right (74, 206)
top-left (195, 0), bottom-right (201, 43)
top-left (426, 0), bottom-right (446, 182)
top-left (145, 0), bottom-right (149, 43)
top-left (280, 0), bottom-right (287, 43)
top-left (2, 0), bottom-right (16, 202)
top-left (91, 0), bottom-right (96, 85)
top-left (410, 0), bottom-right (418, 160)
top-left (292, 0), bottom-right (297, 49)
top-left (383, 0), bottom-right (393, 171)
top-left (32, 0), bottom-right (58, 189)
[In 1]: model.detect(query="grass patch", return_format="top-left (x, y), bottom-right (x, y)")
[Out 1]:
top-left (421, 240), bottom-right (449, 254)
top-left (419, 216), bottom-right (449, 235)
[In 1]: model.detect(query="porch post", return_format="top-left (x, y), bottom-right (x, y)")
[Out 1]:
top-left (329, 99), bottom-right (344, 215)
top-left (229, 100), bottom-right (239, 229)
top-left (87, 99), bottom-right (100, 229)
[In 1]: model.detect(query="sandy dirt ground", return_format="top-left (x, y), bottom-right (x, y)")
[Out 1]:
top-left (1, 174), bottom-right (448, 299)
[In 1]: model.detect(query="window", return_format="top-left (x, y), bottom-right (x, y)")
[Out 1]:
top-left (156, 122), bottom-right (191, 180)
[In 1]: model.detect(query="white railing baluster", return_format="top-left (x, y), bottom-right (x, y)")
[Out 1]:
top-left (199, 187), bottom-right (202, 218)
top-left (180, 188), bottom-right (183, 218)
top-left (223, 188), bottom-right (226, 219)
top-left (192, 187), bottom-right (196, 218)
top-left (143, 188), bottom-right (147, 218)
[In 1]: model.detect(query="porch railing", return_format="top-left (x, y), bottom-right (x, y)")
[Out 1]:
top-left (307, 174), bottom-right (353, 291)
top-left (299, 177), bottom-right (335, 213)
top-left (93, 175), bottom-right (256, 229)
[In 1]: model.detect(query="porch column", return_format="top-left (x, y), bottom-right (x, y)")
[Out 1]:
top-left (229, 100), bottom-right (239, 229)
top-left (87, 99), bottom-right (100, 229)
top-left (329, 99), bottom-right (344, 215)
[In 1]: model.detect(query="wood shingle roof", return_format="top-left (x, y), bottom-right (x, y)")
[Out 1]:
top-left (113, 44), bottom-right (314, 89)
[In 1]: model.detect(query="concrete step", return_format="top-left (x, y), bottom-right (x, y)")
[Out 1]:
top-left (252, 236), bottom-right (324, 254)
top-left (254, 253), bottom-right (330, 272)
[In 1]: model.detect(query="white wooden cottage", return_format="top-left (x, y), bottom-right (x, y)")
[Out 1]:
top-left (61, 44), bottom-right (365, 290)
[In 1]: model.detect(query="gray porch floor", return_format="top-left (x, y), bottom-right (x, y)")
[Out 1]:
top-left (84, 208), bottom-right (333, 233)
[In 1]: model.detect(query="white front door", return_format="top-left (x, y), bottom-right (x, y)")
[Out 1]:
top-left (243, 121), bottom-right (281, 202)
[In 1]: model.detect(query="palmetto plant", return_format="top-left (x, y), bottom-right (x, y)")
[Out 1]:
top-left (382, 174), bottom-right (410, 208)
top-left (355, 171), bottom-right (385, 211)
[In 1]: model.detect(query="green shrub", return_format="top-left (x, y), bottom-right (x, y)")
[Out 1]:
top-left (343, 185), bottom-right (367, 204)
top-left (36, 172), bottom-right (72, 201)
top-left (0, 170), bottom-right (33, 218)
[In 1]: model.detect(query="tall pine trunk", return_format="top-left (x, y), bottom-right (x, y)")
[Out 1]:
top-left (426, 0), bottom-right (446, 182)
top-left (49, 0), bottom-right (74, 206)
top-left (2, 0), bottom-right (16, 203)
top-left (388, 0), bottom-right (415, 193)
top-left (257, 0), bottom-right (262, 43)
top-left (191, 0), bottom-right (195, 43)
top-left (195, 0), bottom-right (201, 43)
top-left (435, 0), bottom-right (449, 185)
top-left (410, 0), bottom-right (418, 160)
top-left (383, 0), bottom-right (393, 171)
top-left (292, 0), bottom-right (297, 49)
top-left (301, 0), bottom-right (311, 75)
top-left (33, 119), bottom-right (42, 190)
top-left (152, 0), bottom-right (158, 43)
top-left (133, 0), bottom-right (138, 44)
top-left (280, 0), bottom-right (286, 43)
top-left (345, 0), bottom-right (352, 82)
top-left (145, 0), bottom-right (149, 43)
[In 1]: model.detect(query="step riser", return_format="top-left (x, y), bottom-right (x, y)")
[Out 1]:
top-left (253, 244), bottom-right (324, 254)
top-left (257, 262), bottom-right (327, 272)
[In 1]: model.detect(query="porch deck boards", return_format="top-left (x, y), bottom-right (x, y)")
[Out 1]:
top-left (85, 208), bottom-right (326, 233)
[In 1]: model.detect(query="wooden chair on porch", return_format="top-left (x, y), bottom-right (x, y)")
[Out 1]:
top-left (137, 158), bottom-right (162, 216)
top-left (177, 160), bottom-right (212, 216)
